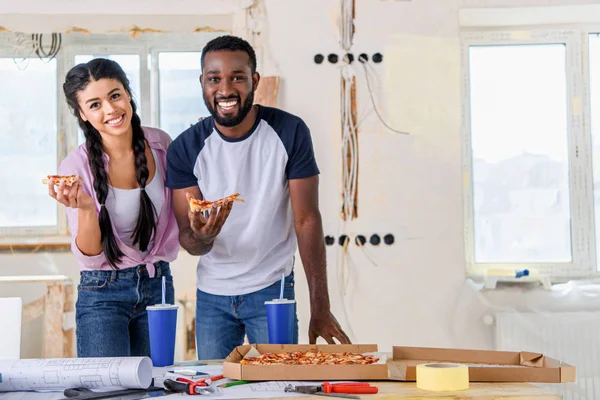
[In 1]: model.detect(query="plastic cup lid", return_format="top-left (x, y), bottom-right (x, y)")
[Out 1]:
top-left (264, 299), bottom-right (296, 305)
top-left (147, 304), bottom-right (179, 310)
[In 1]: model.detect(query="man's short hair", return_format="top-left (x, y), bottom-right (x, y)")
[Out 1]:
top-left (201, 35), bottom-right (257, 74)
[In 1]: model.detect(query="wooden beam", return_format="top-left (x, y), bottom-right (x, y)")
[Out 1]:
top-left (254, 76), bottom-right (279, 107)
top-left (63, 283), bottom-right (75, 357)
top-left (44, 282), bottom-right (66, 358)
top-left (22, 297), bottom-right (45, 324)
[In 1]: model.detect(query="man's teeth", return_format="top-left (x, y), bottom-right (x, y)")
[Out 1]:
top-left (218, 100), bottom-right (238, 108)
top-left (106, 115), bottom-right (123, 125)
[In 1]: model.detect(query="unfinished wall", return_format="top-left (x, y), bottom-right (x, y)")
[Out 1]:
top-left (2, 0), bottom-right (600, 357)
top-left (261, 0), bottom-right (600, 351)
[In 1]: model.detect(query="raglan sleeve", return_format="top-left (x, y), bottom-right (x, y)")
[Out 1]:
top-left (165, 136), bottom-right (198, 189)
top-left (286, 118), bottom-right (320, 180)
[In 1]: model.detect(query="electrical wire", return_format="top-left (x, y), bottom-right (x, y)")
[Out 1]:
top-left (340, 67), bottom-right (359, 221)
top-left (338, 0), bottom-right (354, 52)
top-left (359, 60), bottom-right (410, 135)
top-left (32, 33), bottom-right (62, 62)
top-left (356, 241), bottom-right (379, 267)
top-left (9, 33), bottom-right (35, 70)
top-left (10, 33), bottom-right (61, 70)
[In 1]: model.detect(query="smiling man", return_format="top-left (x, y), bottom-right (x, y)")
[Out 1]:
top-left (165, 35), bottom-right (350, 359)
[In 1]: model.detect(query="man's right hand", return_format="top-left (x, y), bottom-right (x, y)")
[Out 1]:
top-left (186, 192), bottom-right (234, 244)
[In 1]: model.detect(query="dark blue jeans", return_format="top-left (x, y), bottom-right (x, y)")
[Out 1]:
top-left (195, 271), bottom-right (298, 360)
top-left (75, 261), bottom-right (174, 357)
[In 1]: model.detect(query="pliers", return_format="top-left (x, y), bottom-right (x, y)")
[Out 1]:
top-left (285, 382), bottom-right (378, 399)
top-left (163, 374), bottom-right (224, 395)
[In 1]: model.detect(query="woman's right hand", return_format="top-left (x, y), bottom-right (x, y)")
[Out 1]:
top-left (48, 178), bottom-right (96, 211)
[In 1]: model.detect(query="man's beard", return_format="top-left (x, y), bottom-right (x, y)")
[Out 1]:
top-left (204, 90), bottom-right (255, 128)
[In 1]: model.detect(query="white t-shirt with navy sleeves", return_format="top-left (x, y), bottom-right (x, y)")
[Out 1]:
top-left (166, 105), bottom-right (320, 296)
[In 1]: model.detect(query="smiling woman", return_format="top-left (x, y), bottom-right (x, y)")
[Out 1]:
top-left (46, 58), bottom-right (180, 358)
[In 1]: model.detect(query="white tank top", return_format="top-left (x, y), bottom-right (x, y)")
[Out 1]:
top-left (105, 147), bottom-right (164, 255)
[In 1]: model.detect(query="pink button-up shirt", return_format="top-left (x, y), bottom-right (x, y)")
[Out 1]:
top-left (58, 127), bottom-right (180, 277)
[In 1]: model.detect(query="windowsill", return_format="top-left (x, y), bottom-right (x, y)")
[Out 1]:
top-left (466, 273), bottom-right (600, 291)
top-left (467, 267), bottom-right (600, 285)
top-left (0, 235), bottom-right (71, 253)
top-left (458, 277), bottom-right (600, 319)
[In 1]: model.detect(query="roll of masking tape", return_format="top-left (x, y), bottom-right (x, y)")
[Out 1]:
top-left (416, 363), bottom-right (469, 391)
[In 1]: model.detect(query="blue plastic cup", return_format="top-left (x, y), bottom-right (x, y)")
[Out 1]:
top-left (147, 304), bottom-right (178, 367)
top-left (265, 299), bottom-right (296, 344)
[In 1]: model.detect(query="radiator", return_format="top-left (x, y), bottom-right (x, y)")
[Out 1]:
top-left (494, 311), bottom-right (600, 400)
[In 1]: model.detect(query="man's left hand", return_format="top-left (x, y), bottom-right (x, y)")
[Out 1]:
top-left (308, 310), bottom-right (351, 344)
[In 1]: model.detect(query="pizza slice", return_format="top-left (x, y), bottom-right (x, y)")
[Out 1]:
top-left (42, 175), bottom-right (79, 186)
top-left (188, 193), bottom-right (244, 213)
top-left (188, 196), bottom-right (213, 213)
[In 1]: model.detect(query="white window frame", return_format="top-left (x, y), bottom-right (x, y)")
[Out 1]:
top-left (0, 46), bottom-right (68, 244)
top-left (461, 28), bottom-right (597, 280)
top-left (148, 40), bottom-right (216, 129)
top-left (0, 31), bottom-right (226, 246)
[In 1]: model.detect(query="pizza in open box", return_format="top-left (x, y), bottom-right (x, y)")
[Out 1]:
top-left (240, 351), bottom-right (380, 366)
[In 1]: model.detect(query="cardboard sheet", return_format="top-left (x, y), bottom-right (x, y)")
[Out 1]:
top-left (389, 346), bottom-right (576, 383)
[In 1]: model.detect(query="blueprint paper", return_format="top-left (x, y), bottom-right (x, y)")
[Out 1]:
top-left (0, 392), bottom-right (66, 400)
top-left (212, 381), bottom-right (330, 399)
top-left (0, 357), bottom-right (153, 392)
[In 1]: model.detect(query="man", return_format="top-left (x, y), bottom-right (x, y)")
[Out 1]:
top-left (165, 35), bottom-right (350, 360)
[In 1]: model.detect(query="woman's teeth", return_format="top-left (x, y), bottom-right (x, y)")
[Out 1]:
top-left (106, 115), bottom-right (123, 125)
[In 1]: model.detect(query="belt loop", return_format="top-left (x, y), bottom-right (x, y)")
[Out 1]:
top-left (155, 264), bottom-right (162, 279)
top-left (110, 270), bottom-right (117, 282)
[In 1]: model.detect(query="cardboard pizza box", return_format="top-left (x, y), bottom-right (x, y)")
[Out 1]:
top-left (388, 346), bottom-right (576, 383)
top-left (223, 344), bottom-right (389, 381)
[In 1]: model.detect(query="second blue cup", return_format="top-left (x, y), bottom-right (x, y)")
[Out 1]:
top-left (265, 299), bottom-right (296, 344)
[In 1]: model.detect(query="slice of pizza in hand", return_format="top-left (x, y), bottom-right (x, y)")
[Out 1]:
top-left (212, 193), bottom-right (245, 208)
top-left (187, 195), bottom-right (213, 213)
top-left (42, 175), bottom-right (79, 186)
top-left (187, 193), bottom-right (245, 213)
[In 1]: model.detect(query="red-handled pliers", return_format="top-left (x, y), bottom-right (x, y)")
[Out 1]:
top-left (164, 374), bottom-right (224, 395)
top-left (321, 382), bottom-right (378, 394)
top-left (286, 382), bottom-right (378, 398)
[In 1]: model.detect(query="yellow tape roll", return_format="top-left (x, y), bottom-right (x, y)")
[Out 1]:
top-left (416, 363), bottom-right (469, 391)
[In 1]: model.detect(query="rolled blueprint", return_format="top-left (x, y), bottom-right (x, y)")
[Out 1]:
top-left (0, 357), bottom-right (153, 392)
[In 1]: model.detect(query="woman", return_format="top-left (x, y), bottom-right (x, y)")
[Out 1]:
top-left (49, 58), bottom-right (180, 357)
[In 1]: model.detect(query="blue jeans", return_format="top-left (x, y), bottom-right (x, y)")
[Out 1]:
top-left (195, 271), bottom-right (298, 360)
top-left (76, 261), bottom-right (174, 357)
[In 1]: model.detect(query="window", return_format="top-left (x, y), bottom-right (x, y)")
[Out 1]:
top-left (0, 32), bottom-right (224, 244)
top-left (0, 58), bottom-right (59, 236)
top-left (469, 44), bottom-right (571, 263)
top-left (157, 52), bottom-right (210, 138)
top-left (588, 34), bottom-right (600, 272)
top-left (463, 30), bottom-right (594, 279)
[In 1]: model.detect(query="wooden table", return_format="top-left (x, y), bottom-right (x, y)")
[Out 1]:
top-left (280, 381), bottom-right (561, 399)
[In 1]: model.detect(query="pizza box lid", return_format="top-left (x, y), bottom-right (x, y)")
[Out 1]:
top-left (388, 346), bottom-right (576, 383)
top-left (223, 344), bottom-right (389, 381)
